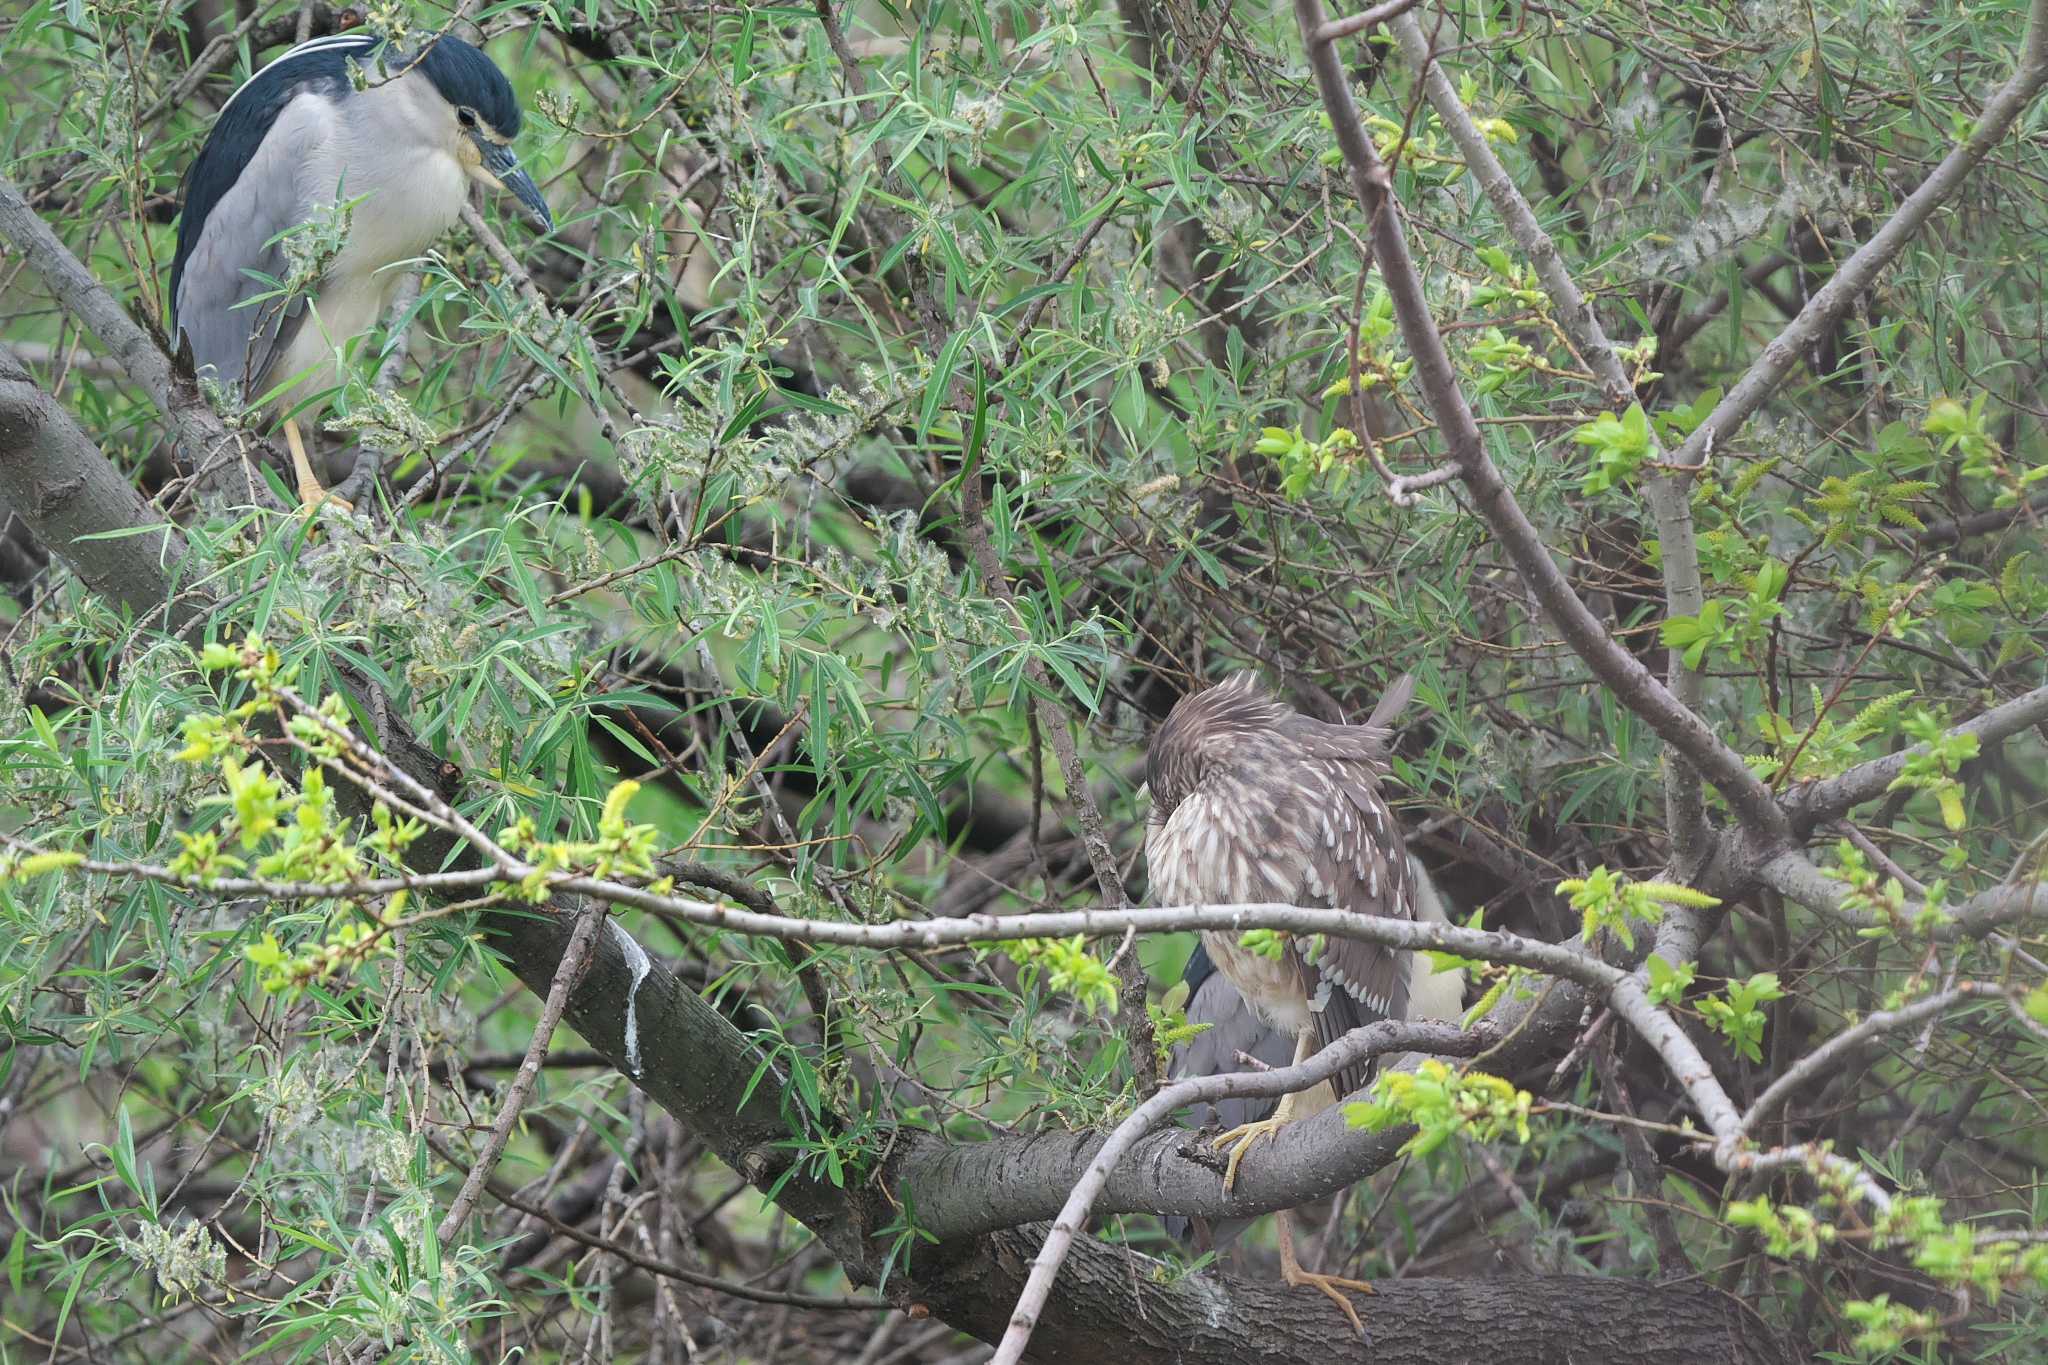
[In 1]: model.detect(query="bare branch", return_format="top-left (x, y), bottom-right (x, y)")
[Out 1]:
top-left (1738, 984), bottom-right (2001, 1137)
top-left (436, 899), bottom-right (604, 1243)
top-left (1315, 0), bottom-right (1424, 43)
top-left (993, 1019), bottom-right (1488, 1365)
top-left (1666, 0), bottom-right (2048, 469)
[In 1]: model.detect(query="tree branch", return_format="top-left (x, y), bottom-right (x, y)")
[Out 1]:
top-left (1384, 6), bottom-right (1711, 865)
top-left (1737, 984), bottom-right (1999, 1136)
top-left (0, 350), bottom-right (196, 630)
top-left (1293, 0), bottom-right (1786, 840)
top-left (993, 1018), bottom-right (1489, 1365)
top-left (1665, 0), bottom-right (2048, 469)
top-left (0, 173), bottom-right (275, 498)
top-left (931, 1240), bottom-right (1791, 1365)
top-left (436, 899), bottom-right (604, 1244)
top-left (1758, 848), bottom-right (2048, 941)
top-left (1779, 683), bottom-right (2048, 830)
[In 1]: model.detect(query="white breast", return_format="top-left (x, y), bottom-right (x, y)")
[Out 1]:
top-left (266, 76), bottom-right (467, 401)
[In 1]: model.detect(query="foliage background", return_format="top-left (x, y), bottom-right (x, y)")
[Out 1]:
top-left (0, 0), bottom-right (2044, 1360)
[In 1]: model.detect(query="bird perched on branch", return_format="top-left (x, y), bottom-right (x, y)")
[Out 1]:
top-left (170, 29), bottom-right (551, 510)
top-left (1163, 855), bottom-right (1467, 1252)
top-left (1145, 670), bottom-right (1429, 1330)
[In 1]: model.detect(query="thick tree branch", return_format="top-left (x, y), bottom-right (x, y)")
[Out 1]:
top-left (993, 1018), bottom-right (1488, 1364)
top-left (0, 174), bottom-right (276, 498)
top-left (1759, 849), bottom-right (2048, 941)
top-left (1779, 683), bottom-right (2048, 830)
top-left (0, 350), bottom-right (195, 629)
top-left (933, 1240), bottom-right (1791, 1365)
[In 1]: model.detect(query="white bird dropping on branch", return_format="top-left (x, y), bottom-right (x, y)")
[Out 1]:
top-left (607, 916), bottom-right (653, 1076)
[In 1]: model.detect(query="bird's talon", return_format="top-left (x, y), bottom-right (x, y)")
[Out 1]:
top-left (297, 487), bottom-right (354, 516)
top-left (1285, 1268), bottom-right (1374, 1337)
top-left (1209, 1116), bottom-right (1285, 1192)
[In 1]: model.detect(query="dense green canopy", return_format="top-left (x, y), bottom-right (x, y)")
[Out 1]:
top-left (0, 0), bottom-right (2044, 1360)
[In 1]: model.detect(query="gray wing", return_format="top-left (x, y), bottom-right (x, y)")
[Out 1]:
top-left (1170, 963), bottom-right (1296, 1131)
top-left (1165, 958), bottom-right (1293, 1246)
top-left (174, 91), bottom-right (334, 396)
top-left (1287, 757), bottom-right (1415, 1102)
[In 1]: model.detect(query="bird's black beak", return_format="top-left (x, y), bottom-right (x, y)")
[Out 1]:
top-left (475, 135), bottom-right (552, 233)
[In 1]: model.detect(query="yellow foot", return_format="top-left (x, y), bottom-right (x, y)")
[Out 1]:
top-left (297, 482), bottom-right (354, 515)
top-left (1209, 1116), bottom-right (1286, 1192)
top-left (1282, 1265), bottom-right (1375, 1337)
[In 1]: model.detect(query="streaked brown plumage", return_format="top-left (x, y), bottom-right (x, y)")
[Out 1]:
top-left (1144, 671), bottom-right (1419, 1333)
top-left (1146, 671), bottom-right (1417, 1102)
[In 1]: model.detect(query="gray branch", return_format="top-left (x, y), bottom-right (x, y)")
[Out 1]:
top-left (1780, 683), bottom-right (2048, 830)
top-left (1759, 848), bottom-right (2048, 941)
top-left (1385, 6), bottom-right (1710, 864)
top-left (1667, 0), bottom-right (2048, 469)
top-left (1292, 0), bottom-right (1787, 841)
top-left (0, 349), bottom-right (195, 631)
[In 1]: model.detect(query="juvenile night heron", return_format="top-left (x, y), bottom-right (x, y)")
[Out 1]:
top-left (1163, 857), bottom-right (1467, 1285)
top-left (1146, 671), bottom-right (1428, 1330)
top-left (169, 30), bottom-right (551, 509)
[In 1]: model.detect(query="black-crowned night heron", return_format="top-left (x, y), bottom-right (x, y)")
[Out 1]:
top-left (169, 30), bottom-right (551, 509)
top-left (1146, 671), bottom-right (1434, 1330)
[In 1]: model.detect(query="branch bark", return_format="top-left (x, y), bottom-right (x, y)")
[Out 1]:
top-left (0, 173), bottom-right (275, 498)
top-left (927, 1240), bottom-right (1790, 1365)
top-left (1385, 8), bottom-right (1711, 867)
top-left (0, 349), bottom-right (195, 630)
top-left (1779, 683), bottom-right (2048, 830)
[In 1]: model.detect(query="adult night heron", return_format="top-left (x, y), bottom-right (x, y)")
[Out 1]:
top-left (1146, 671), bottom-right (1432, 1330)
top-left (169, 30), bottom-right (551, 509)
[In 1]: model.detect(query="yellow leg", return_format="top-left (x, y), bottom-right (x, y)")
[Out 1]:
top-left (1210, 1031), bottom-right (1315, 1192)
top-left (283, 418), bottom-right (351, 512)
top-left (1277, 1207), bottom-right (1374, 1337)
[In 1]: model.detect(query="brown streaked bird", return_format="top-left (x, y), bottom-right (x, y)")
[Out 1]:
top-left (1144, 670), bottom-right (1419, 1331)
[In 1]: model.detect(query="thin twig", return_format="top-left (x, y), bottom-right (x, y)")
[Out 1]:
top-left (437, 900), bottom-right (604, 1243)
top-left (1737, 984), bottom-right (1996, 1136)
